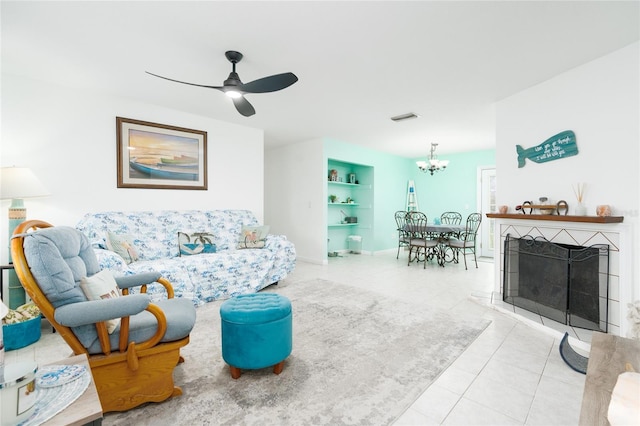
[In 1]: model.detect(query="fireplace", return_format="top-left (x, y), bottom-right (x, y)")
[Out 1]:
top-left (503, 234), bottom-right (609, 332)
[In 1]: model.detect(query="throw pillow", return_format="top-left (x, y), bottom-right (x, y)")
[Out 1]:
top-left (237, 225), bottom-right (270, 249)
top-left (80, 269), bottom-right (121, 334)
top-left (105, 232), bottom-right (139, 264)
top-left (178, 231), bottom-right (216, 256)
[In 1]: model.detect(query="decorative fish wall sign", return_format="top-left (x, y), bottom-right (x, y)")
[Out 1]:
top-left (516, 130), bottom-right (578, 168)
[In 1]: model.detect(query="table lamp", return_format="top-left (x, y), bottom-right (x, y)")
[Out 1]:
top-left (0, 167), bottom-right (49, 309)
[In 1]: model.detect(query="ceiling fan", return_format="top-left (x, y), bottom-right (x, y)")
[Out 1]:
top-left (146, 50), bottom-right (298, 117)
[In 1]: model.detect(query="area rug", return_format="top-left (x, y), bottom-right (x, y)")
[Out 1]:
top-left (103, 279), bottom-right (490, 425)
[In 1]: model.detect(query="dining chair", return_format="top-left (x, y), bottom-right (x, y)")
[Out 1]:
top-left (447, 212), bottom-right (482, 269)
top-left (440, 211), bottom-right (463, 225)
top-left (394, 211), bottom-right (411, 259)
top-left (406, 211), bottom-right (439, 268)
top-left (439, 211), bottom-right (463, 241)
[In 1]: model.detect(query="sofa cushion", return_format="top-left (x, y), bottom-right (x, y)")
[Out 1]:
top-left (237, 225), bottom-right (270, 249)
top-left (105, 232), bottom-right (139, 264)
top-left (178, 231), bottom-right (216, 256)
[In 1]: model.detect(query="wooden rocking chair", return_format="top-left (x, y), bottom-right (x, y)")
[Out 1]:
top-left (11, 220), bottom-right (196, 413)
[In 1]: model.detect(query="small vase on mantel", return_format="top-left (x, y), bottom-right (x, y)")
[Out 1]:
top-left (575, 202), bottom-right (587, 216)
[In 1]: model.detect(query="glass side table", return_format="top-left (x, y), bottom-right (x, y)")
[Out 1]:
top-left (0, 264), bottom-right (16, 300)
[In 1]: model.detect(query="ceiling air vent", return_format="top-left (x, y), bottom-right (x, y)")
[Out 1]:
top-left (390, 112), bottom-right (419, 122)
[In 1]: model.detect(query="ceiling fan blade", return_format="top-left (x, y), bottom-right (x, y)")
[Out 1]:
top-left (232, 96), bottom-right (256, 117)
top-left (239, 72), bottom-right (298, 94)
top-left (145, 71), bottom-right (223, 90)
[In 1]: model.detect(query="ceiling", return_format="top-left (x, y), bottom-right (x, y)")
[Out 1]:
top-left (2, 1), bottom-right (639, 158)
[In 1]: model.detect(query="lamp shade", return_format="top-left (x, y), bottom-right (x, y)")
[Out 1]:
top-left (0, 167), bottom-right (49, 200)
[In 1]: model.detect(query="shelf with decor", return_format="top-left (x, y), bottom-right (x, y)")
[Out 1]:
top-left (328, 181), bottom-right (358, 187)
top-left (327, 159), bottom-right (374, 256)
top-left (328, 203), bottom-right (360, 207)
top-left (486, 213), bottom-right (623, 223)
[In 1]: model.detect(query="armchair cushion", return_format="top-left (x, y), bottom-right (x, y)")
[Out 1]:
top-left (55, 295), bottom-right (150, 327)
top-left (86, 297), bottom-right (196, 354)
top-left (114, 271), bottom-right (162, 290)
top-left (22, 226), bottom-right (100, 307)
top-left (55, 294), bottom-right (152, 349)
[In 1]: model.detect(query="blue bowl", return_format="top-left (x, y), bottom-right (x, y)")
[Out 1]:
top-left (3, 316), bottom-right (42, 351)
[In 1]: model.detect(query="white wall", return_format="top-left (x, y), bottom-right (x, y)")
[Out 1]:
top-left (1, 74), bottom-right (265, 263)
top-left (495, 42), bottom-right (640, 317)
top-left (265, 139), bottom-right (324, 263)
top-left (496, 42), bottom-right (639, 217)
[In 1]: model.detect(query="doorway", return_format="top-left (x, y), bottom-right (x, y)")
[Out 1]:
top-left (478, 167), bottom-right (496, 258)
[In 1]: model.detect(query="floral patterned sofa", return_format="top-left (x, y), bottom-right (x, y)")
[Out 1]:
top-left (75, 210), bottom-right (296, 306)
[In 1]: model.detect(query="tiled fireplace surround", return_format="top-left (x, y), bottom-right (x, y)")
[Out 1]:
top-left (492, 217), bottom-right (632, 338)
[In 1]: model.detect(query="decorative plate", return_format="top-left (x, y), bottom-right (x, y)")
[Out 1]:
top-left (36, 364), bottom-right (86, 388)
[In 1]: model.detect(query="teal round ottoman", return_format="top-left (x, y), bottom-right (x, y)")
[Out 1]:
top-left (220, 293), bottom-right (292, 379)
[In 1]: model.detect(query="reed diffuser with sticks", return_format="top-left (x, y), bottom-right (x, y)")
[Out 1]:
top-left (572, 183), bottom-right (587, 215)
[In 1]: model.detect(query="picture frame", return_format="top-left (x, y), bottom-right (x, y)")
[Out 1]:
top-left (116, 117), bottom-right (207, 190)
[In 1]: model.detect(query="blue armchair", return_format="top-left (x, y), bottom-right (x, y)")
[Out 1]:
top-left (11, 220), bottom-right (196, 413)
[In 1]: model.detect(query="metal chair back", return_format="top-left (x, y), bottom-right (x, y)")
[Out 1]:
top-left (405, 211), bottom-right (428, 238)
top-left (440, 211), bottom-right (463, 225)
top-left (463, 213), bottom-right (482, 241)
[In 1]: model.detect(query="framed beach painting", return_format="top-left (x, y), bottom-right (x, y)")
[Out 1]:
top-left (116, 117), bottom-right (208, 190)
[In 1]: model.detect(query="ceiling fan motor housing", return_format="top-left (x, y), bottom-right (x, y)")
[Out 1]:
top-left (224, 72), bottom-right (242, 88)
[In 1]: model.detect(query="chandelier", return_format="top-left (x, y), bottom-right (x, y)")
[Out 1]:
top-left (416, 143), bottom-right (449, 175)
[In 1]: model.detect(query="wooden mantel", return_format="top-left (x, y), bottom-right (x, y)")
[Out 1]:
top-left (486, 213), bottom-right (624, 224)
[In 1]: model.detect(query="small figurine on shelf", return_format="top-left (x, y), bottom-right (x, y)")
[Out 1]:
top-left (596, 205), bottom-right (611, 217)
top-left (329, 169), bottom-right (338, 181)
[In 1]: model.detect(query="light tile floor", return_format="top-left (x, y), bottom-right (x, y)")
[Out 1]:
top-left (10, 250), bottom-right (587, 425)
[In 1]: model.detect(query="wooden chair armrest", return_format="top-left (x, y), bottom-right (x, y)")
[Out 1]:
top-left (119, 303), bottom-right (167, 352)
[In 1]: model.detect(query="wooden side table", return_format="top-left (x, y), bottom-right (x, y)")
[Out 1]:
top-left (42, 353), bottom-right (103, 426)
top-left (579, 332), bottom-right (640, 426)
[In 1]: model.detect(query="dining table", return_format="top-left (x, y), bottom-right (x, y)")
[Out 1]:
top-left (405, 223), bottom-right (465, 266)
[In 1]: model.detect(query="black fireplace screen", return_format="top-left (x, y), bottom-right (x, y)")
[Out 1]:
top-left (503, 234), bottom-right (609, 332)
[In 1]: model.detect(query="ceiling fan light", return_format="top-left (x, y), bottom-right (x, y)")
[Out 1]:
top-left (225, 90), bottom-right (242, 99)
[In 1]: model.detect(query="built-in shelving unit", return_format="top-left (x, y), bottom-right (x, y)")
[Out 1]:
top-left (327, 159), bottom-right (373, 255)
